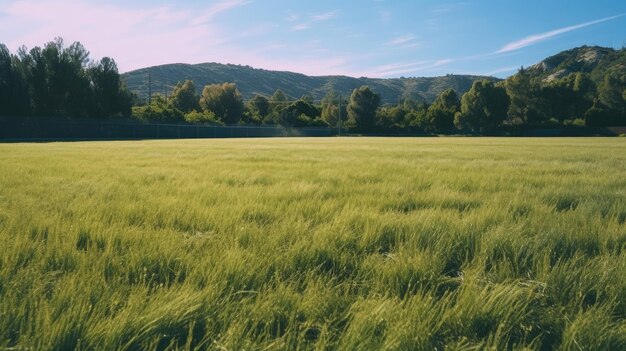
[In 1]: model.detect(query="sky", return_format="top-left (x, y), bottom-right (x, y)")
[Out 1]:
top-left (0, 0), bottom-right (624, 78)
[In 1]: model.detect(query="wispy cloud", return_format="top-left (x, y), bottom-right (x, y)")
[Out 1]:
top-left (191, 0), bottom-right (250, 26)
top-left (368, 59), bottom-right (454, 77)
top-left (387, 34), bottom-right (414, 46)
top-left (430, 2), bottom-right (469, 14)
top-left (485, 66), bottom-right (519, 76)
top-left (236, 22), bottom-right (278, 38)
top-left (291, 10), bottom-right (339, 31)
top-left (311, 10), bottom-right (339, 21)
top-left (284, 12), bottom-right (300, 22)
top-left (385, 34), bottom-right (421, 49)
top-left (497, 14), bottom-right (625, 53)
top-left (379, 10), bottom-right (392, 23)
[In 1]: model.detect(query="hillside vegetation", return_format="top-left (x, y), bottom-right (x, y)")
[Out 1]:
top-left (123, 63), bottom-right (496, 104)
top-left (124, 45), bottom-right (626, 131)
top-left (527, 45), bottom-right (626, 84)
top-left (2, 39), bottom-right (624, 136)
top-left (1, 138), bottom-right (625, 350)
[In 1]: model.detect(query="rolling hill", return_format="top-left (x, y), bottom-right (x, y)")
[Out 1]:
top-left (123, 46), bottom-right (625, 104)
top-left (122, 63), bottom-right (498, 104)
top-left (526, 45), bottom-right (626, 84)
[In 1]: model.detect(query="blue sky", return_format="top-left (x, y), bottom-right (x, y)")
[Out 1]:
top-left (0, 0), bottom-right (624, 78)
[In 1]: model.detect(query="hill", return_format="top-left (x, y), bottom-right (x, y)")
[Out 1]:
top-left (122, 63), bottom-right (498, 104)
top-left (123, 46), bottom-right (625, 104)
top-left (526, 45), bottom-right (626, 84)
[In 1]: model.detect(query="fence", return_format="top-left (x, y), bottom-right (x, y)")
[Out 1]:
top-left (1, 117), bottom-right (624, 142)
top-left (0, 117), bottom-right (337, 141)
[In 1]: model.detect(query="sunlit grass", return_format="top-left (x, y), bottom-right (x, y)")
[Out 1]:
top-left (0, 137), bottom-right (625, 350)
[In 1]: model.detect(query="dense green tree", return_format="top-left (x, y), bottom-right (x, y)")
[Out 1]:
top-left (506, 67), bottom-right (544, 125)
top-left (169, 80), bottom-right (199, 113)
top-left (586, 73), bottom-right (626, 126)
top-left (406, 102), bottom-right (429, 132)
top-left (279, 99), bottom-right (323, 127)
top-left (249, 94), bottom-right (270, 118)
top-left (376, 106), bottom-right (407, 131)
top-left (5, 38), bottom-right (120, 118)
top-left (265, 89), bottom-right (289, 123)
top-left (423, 108), bottom-right (454, 133)
top-left (132, 95), bottom-right (184, 122)
top-left (0, 38), bottom-right (133, 119)
top-left (540, 73), bottom-right (594, 122)
top-left (89, 57), bottom-right (132, 117)
top-left (0, 44), bottom-right (12, 115)
top-left (418, 89), bottom-right (459, 133)
top-left (598, 73), bottom-right (625, 113)
top-left (199, 83), bottom-right (244, 124)
top-left (573, 72), bottom-right (596, 99)
top-left (24, 44), bottom-right (55, 115)
top-left (321, 104), bottom-right (339, 127)
top-left (1, 45), bottom-right (33, 116)
top-left (346, 86), bottom-right (380, 131)
top-left (456, 80), bottom-right (509, 132)
top-left (184, 110), bottom-right (222, 125)
top-left (270, 89), bottom-right (288, 103)
top-left (40, 39), bottom-right (92, 117)
top-left (432, 88), bottom-right (460, 111)
top-left (320, 91), bottom-right (346, 127)
top-left (299, 94), bottom-right (314, 104)
top-left (242, 94), bottom-right (270, 124)
top-left (321, 90), bottom-right (338, 106)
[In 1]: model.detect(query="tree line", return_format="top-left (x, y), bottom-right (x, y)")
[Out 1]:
top-left (136, 68), bottom-right (625, 133)
top-left (0, 38), bottom-right (133, 118)
top-left (2, 38), bottom-right (624, 133)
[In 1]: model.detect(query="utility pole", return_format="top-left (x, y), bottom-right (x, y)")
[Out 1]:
top-left (148, 72), bottom-right (152, 105)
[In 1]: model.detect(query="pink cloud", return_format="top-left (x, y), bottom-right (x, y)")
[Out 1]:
top-left (0, 0), bottom-right (247, 71)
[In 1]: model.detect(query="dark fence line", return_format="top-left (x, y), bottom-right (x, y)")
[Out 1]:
top-left (1, 117), bottom-right (624, 142)
top-left (504, 126), bottom-right (626, 137)
top-left (0, 117), bottom-right (336, 141)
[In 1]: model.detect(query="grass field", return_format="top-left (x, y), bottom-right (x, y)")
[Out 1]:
top-left (0, 137), bottom-right (625, 350)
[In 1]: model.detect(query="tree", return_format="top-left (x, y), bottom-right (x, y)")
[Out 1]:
top-left (376, 106), bottom-right (407, 131)
top-left (270, 89), bottom-right (288, 103)
top-left (2, 47), bottom-right (31, 116)
top-left (89, 57), bottom-right (132, 117)
top-left (249, 94), bottom-right (270, 118)
top-left (0, 37), bottom-right (132, 119)
top-left (170, 80), bottom-right (199, 113)
top-left (267, 89), bottom-right (289, 122)
top-left (132, 95), bottom-right (184, 122)
top-left (0, 44), bottom-right (12, 116)
top-left (540, 73), bottom-right (594, 123)
top-left (456, 80), bottom-right (509, 132)
top-left (184, 110), bottom-right (222, 125)
top-left (598, 73), bottom-right (625, 114)
top-left (199, 83), bottom-right (244, 124)
top-left (505, 67), bottom-right (547, 126)
top-left (279, 99), bottom-right (322, 127)
top-left (41, 38), bottom-right (92, 117)
top-left (406, 102), bottom-right (429, 132)
top-left (299, 94), bottom-right (314, 104)
top-left (586, 73), bottom-right (626, 126)
top-left (346, 86), bottom-right (380, 131)
top-left (432, 88), bottom-right (460, 111)
top-left (320, 90), bottom-right (346, 127)
top-left (15, 38), bottom-right (94, 117)
top-left (417, 89), bottom-right (459, 133)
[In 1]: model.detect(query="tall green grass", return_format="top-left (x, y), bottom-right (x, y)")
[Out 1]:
top-left (0, 137), bottom-right (624, 350)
